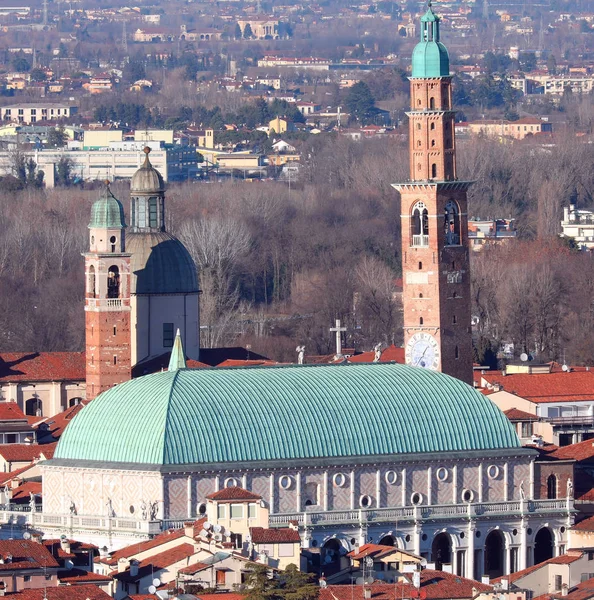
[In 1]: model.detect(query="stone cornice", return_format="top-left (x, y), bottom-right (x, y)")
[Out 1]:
top-left (392, 181), bottom-right (474, 193)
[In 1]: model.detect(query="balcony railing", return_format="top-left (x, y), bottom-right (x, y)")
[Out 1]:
top-left (546, 416), bottom-right (594, 426)
top-left (268, 498), bottom-right (571, 527)
top-left (412, 234), bottom-right (429, 247)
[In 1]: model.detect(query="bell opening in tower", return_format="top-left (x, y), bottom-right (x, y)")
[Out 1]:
top-left (107, 265), bottom-right (120, 299)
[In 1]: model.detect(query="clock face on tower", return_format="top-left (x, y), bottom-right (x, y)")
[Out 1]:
top-left (405, 332), bottom-right (440, 370)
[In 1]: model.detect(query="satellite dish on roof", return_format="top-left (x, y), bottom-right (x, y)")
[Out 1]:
top-left (356, 577), bottom-right (365, 585)
top-left (152, 578), bottom-right (161, 587)
top-left (148, 585), bottom-right (157, 594)
top-left (366, 577), bottom-right (374, 584)
top-left (204, 522), bottom-right (212, 531)
top-left (562, 364), bottom-right (569, 372)
top-left (214, 524), bottom-right (222, 534)
top-left (520, 353), bottom-right (528, 362)
top-left (320, 580), bottom-right (327, 588)
top-left (23, 532), bottom-right (31, 540)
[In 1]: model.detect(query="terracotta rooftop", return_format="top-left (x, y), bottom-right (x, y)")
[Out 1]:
top-left (548, 439), bottom-right (594, 462)
top-left (0, 352), bottom-right (85, 383)
top-left (493, 552), bottom-right (583, 584)
top-left (0, 403), bottom-right (28, 421)
top-left (57, 568), bottom-right (112, 583)
top-left (481, 370), bottom-right (594, 404)
top-left (321, 570), bottom-right (492, 600)
top-left (348, 543), bottom-right (403, 560)
top-left (0, 462), bottom-right (37, 486)
top-left (0, 442), bottom-right (57, 463)
top-left (206, 487), bottom-right (262, 502)
top-left (112, 543), bottom-right (195, 581)
top-left (10, 481), bottom-right (41, 503)
top-left (36, 404), bottom-right (86, 440)
top-left (0, 539), bottom-right (59, 571)
top-left (504, 408), bottom-right (538, 421)
top-left (250, 527), bottom-right (301, 544)
top-left (348, 345), bottom-right (405, 364)
top-left (533, 576), bottom-right (594, 600)
top-left (4, 584), bottom-right (111, 599)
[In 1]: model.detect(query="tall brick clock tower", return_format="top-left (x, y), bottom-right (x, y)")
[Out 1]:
top-left (84, 184), bottom-right (132, 400)
top-left (393, 3), bottom-right (473, 385)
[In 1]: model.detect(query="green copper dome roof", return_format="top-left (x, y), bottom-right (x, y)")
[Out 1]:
top-left (54, 364), bottom-right (520, 467)
top-left (88, 187), bottom-right (126, 229)
top-left (411, 5), bottom-right (450, 78)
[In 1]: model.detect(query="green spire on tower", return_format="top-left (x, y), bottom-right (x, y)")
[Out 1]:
top-left (168, 329), bottom-right (187, 372)
top-left (411, 2), bottom-right (450, 78)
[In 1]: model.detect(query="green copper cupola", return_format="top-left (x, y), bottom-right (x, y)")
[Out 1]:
top-left (411, 2), bottom-right (450, 78)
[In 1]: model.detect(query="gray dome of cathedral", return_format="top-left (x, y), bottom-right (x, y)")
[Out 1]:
top-left (127, 231), bottom-right (199, 295)
top-left (131, 147), bottom-right (165, 193)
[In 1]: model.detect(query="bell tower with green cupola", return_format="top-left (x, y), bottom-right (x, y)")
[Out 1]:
top-left (84, 183), bottom-right (132, 400)
top-left (393, 2), bottom-right (474, 385)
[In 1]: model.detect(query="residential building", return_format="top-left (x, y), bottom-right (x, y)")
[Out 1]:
top-left (482, 362), bottom-right (594, 446)
top-left (468, 218), bottom-right (517, 251)
top-left (561, 204), bottom-right (594, 250)
top-left (468, 117), bottom-right (551, 141)
top-left (0, 539), bottom-right (60, 593)
top-left (0, 104), bottom-right (76, 125)
top-left (0, 402), bottom-right (35, 444)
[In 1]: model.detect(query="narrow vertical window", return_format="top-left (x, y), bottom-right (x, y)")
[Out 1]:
top-left (455, 346), bottom-right (459, 359)
top-left (431, 163), bottom-right (437, 178)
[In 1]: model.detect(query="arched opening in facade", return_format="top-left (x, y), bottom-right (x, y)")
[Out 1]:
top-left (304, 482), bottom-right (319, 507)
top-left (429, 97), bottom-right (435, 109)
top-left (534, 528), bottom-right (554, 565)
top-left (444, 201), bottom-right (461, 245)
top-left (484, 530), bottom-right (505, 578)
top-left (379, 535), bottom-right (395, 546)
top-left (431, 533), bottom-right (452, 570)
top-left (431, 163), bottom-right (437, 178)
top-left (322, 538), bottom-right (344, 573)
top-left (25, 397), bottom-right (42, 417)
top-left (411, 201), bottom-right (429, 246)
top-left (547, 474), bottom-right (557, 499)
top-left (69, 397), bottom-right (83, 408)
top-left (88, 265), bottom-right (96, 298)
top-left (107, 265), bottom-right (120, 299)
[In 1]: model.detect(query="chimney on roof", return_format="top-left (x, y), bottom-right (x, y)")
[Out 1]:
top-left (129, 559), bottom-right (139, 577)
top-left (117, 557), bottom-right (129, 573)
top-left (99, 546), bottom-right (109, 558)
top-left (364, 589), bottom-right (372, 599)
top-left (60, 537), bottom-right (71, 554)
top-left (562, 584), bottom-right (569, 596)
top-left (31, 533), bottom-right (42, 544)
top-left (481, 576), bottom-right (490, 585)
top-left (501, 578), bottom-right (509, 591)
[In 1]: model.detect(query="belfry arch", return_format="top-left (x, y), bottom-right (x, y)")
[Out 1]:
top-left (484, 530), bottom-right (505, 578)
top-left (534, 527), bottom-right (554, 565)
top-left (431, 532), bottom-right (452, 570)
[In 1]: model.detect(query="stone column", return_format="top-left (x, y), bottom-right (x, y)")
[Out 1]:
top-left (269, 473), bottom-right (275, 513)
top-left (376, 469), bottom-right (381, 508)
top-left (519, 522), bottom-right (528, 571)
top-left (529, 460), bottom-right (535, 499)
top-left (478, 463), bottom-right (484, 502)
top-left (452, 465), bottom-right (458, 504)
top-left (350, 470), bottom-right (355, 510)
top-left (215, 475), bottom-right (220, 492)
top-left (402, 468), bottom-right (407, 506)
top-left (504, 463), bottom-right (509, 501)
top-left (296, 472), bottom-right (302, 512)
top-left (323, 471), bottom-right (329, 512)
top-left (427, 466), bottom-right (432, 505)
top-left (187, 475), bottom-right (192, 519)
top-left (413, 513), bottom-right (421, 556)
top-left (467, 521), bottom-right (475, 580)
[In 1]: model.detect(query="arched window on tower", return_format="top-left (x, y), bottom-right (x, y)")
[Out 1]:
top-left (411, 201), bottom-right (429, 247)
top-left (107, 265), bottom-right (120, 299)
top-left (88, 265), bottom-right (96, 298)
top-left (137, 197), bottom-right (146, 228)
top-left (429, 97), bottom-right (435, 110)
top-left (431, 163), bottom-right (437, 178)
top-left (444, 200), bottom-right (461, 246)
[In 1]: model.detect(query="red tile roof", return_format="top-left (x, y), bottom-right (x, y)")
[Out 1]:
top-left (177, 561), bottom-right (210, 575)
top-left (0, 352), bottom-right (85, 383)
top-left (197, 594), bottom-right (246, 600)
top-left (217, 359), bottom-right (278, 367)
top-left (533, 576), bottom-right (594, 600)
top-left (504, 408), bottom-right (538, 421)
top-left (113, 543), bottom-right (195, 581)
top-left (572, 516), bottom-right (594, 531)
top-left (348, 345), bottom-right (405, 364)
top-left (4, 584), bottom-right (111, 599)
top-left (321, 571), bottom-right (492, 600)
top-left (250, 527), bottom-right (301, 544)
top-left (0, 539), bottom-right (59, 571)
top-left (481, 370), bottom-right (594, 404)
top-left (0, 403), bottom-right (27, 421)
top-left (0, 462), bottom-right (37, 486)
top-left (10, 481), bottom-right (41, 503)
top-left (0, 442), bottom-right (57, 463)
top-left (348, 543), bottom-right (401, 560)
top-left (44, 539), bottom-right (97, 559)
top-left (207, 487), bottom-right (262, 501)
top-left (549, 439), bottom-right (594, 462)
top-left (58, 568), bottom-right (112, 583)
top-left (494, 552), bottom-right (583, 584)
top-left (36, 404), bottom-right (86, 440)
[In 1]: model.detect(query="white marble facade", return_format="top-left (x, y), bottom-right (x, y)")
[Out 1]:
top-left (41, 448), bottom-right (573, 577)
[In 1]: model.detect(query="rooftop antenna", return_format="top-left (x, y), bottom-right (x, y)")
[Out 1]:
top-left (257, 0), bottom-right (261, 13)
top-left (482, 0), bottom-right (489, 20)
top-left (538, 15), bottom-right (544, 52)
top-left (42, 0), bottom-right (48, 27)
